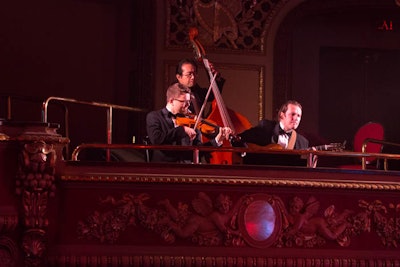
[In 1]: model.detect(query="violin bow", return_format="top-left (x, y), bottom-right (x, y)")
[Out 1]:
top-left (193, 73), bottom-right (218, 130)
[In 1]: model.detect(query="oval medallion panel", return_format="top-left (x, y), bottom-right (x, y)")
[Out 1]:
top-left (238, 194), bottom-right (282, 248)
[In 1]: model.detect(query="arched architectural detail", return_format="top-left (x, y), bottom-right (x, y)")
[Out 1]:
top-left (266, 0), bottom-right (399, 116)
top-left (262, 0), bottom-right (306, 117)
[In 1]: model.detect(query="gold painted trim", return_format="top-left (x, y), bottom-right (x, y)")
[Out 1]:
top-left (61, 174), bottom-right (400, 191)
top-left (258, 66), bottom-right (264, 121)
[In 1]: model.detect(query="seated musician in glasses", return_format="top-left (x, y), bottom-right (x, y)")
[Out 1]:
top-left (146, 83), bottom-right (232, 163)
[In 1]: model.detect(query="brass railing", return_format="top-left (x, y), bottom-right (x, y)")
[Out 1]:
top-left (42, 96), bottom-right (146, 159)
top-left (71, 143), bottom-right (400, 171)
top-left (4, 95), bottom-right (400, 170)
top-left (361, 138), bottom-right (400, 170)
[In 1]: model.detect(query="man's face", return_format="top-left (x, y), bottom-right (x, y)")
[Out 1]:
top-left (280, 104), bottom-right (302, 131)
top-left (170, 93), bottom-right (191, 115)
top-left (176, 63), bottom-right (196, 88)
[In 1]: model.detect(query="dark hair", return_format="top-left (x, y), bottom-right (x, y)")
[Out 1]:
top-left (175, 58), bottom-right (198, 76)
top-left (276, 100), bottom-right (302, 120)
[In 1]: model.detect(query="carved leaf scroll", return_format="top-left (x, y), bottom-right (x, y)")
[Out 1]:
top-left (77, 192), bottom-right (400, 249)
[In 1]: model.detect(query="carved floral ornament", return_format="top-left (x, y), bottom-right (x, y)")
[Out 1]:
top-left (15, 140), bottom-right (58, 267)
top-left (167, 0), bottom-right (278, 52)
top-left (77, 192), bottom-right (400, 249)
top-left (16, 141), bottom-right (57, 196)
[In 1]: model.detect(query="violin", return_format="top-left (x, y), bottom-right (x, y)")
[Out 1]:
top-left (175, 114), bottom-right (219, 136)
top-left (175, 114), bottom-right (246, 148)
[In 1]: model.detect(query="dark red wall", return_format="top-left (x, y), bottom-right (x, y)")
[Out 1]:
top-left (0, 0), bottom-right (154, 155)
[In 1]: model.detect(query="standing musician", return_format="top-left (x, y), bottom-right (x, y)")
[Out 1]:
top-left (175, 58), bottom-right (225, 117)
top-left (238, 100), bottom-right (316, 166)
top-left (146, 83), bottom-right (232, 163)
top-left (183, 27), bottom-right (252, 165)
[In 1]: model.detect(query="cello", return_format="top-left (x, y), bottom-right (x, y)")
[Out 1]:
top-left (189, 27), bottom-right (252, 164)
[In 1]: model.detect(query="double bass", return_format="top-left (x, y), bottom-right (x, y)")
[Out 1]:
top-left (189, 28), bottom-right (252, 164)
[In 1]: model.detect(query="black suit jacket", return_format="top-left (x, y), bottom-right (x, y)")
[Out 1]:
top-left (146, 108), bottom-right (218, 163)
top-left (238, 119), bottom-right (309, 166)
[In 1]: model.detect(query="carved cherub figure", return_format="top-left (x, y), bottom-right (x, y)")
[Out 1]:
top-left (208, 194), bottom-right (235, 232)
top-left (159, 192), bottom-right (240, 246)
top-left (286, 196), bottom-right (353, 241)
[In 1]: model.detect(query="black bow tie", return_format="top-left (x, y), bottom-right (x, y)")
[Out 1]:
top-left (168, 112), bottom-right (177, 119)
top-left (279, 128), bottom-right (292, 137)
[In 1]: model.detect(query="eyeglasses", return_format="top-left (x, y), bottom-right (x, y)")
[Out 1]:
top-left (182, 72), bottom-right (196, 78)
top-left (173, 99), bottom-right (191, 105)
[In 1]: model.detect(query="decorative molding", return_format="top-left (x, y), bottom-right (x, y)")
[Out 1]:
top-left (47, 255), bottom-right (400, 267)
top-left (0, 236), bottom-right (19, 267)
top-left (75, 192), bottom-right (400, 252)
top-left (15, 140), bottom-right (62, 267)
top-left (0, 213), bottom-right (19, 267)
top-left (61, 174), bottom-right (400, 191)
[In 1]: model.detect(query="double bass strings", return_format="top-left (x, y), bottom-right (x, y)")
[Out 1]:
top-left (194, 73), bottom-right (217, 129)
